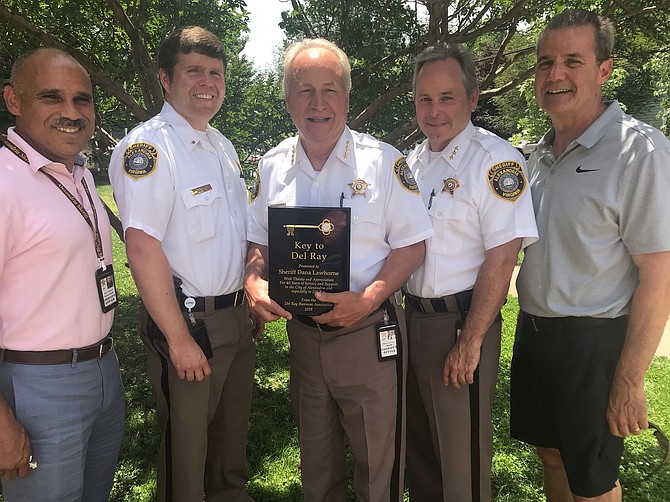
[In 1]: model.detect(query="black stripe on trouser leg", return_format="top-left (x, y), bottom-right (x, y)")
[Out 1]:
top-left (157, 345), bottom-right (174, 502)
top-left (469, 366), bottom-right (481, 502)
top-left (389, 303), bottom-right (403, 502)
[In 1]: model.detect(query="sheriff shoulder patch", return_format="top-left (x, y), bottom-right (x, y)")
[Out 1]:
top-left (123, 142), bottom-right (158, 180)
top-left (487, 160), bottom-right (526, 202)
top-left (393, 157), bottom-right (419, 193)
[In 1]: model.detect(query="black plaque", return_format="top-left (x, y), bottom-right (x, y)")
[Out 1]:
top-left (268, 206), bottom-right (351, 316)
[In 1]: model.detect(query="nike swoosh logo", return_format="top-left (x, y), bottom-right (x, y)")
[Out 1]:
top-left (576, 165), bottom-right (599, 173)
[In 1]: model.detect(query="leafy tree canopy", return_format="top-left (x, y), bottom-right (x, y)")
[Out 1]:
top-left (0, 0), bottom-right (261, 165)
top-left (1, 0), bottom-right (668, 165)
top-left (279, 0), bottom-right (670, 147)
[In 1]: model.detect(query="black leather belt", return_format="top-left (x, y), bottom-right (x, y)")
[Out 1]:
top-left (522, 311), bottom-right (627, 332)
top-left (1, 337), bottom-right (114, 365)
top-left (405, 290), bottom-right (473, 315)
top-left (176, 289), bottom-right (245, 312)
top-left (294, 299), bottom-right (393, 332)
top-left (294, 315), bottom-right (343, 332)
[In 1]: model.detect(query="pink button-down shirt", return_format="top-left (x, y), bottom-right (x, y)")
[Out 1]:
top-left (0, 128), bottom-right (114, 351)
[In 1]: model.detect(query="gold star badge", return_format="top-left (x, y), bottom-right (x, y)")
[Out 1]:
top-left (442, 177), bottom-right (461, 196)
top-left (348, 178), bottom-right (370, 197)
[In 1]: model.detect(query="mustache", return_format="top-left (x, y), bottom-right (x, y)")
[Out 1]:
top-left (51, 118), bottom-right (88, 129)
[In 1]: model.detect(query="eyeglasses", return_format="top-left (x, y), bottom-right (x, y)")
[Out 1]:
top-left (621, 421), bottom-right (669, 487)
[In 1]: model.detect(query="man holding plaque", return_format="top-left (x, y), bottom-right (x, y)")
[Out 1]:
top-left (403, 44), bottom-right (538, 501)
top-left (109, 27), bottom-right (257, 502)
top-left (245, 39), bottom-right (433, 501)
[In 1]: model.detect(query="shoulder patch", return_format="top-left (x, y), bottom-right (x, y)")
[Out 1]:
top-left (123, 142), bottom-right (158, 180)
top-left (487, 160), bottom-right (526, 202)
top-left (393, 157), bottom-right (419, 193)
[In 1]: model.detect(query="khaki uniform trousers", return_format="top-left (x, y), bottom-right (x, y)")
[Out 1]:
top-left (406, 304), bottom-right (501, 502)
top-left (140, 302), bottom-right (256, 502)
top-left (287, 299), bottom-right (407, 502)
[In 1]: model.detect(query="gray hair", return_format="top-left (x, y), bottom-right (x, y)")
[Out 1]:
top-left (538, 9), bottom-right (615, 64)
top-left (413, 43), bottom-right (479, 97)
top-left (282, 38), bottom-right (352, 95)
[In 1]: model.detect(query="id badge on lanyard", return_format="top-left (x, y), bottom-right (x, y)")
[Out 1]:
top-left (42, 167), bottom-right (119, 313)
top-left (4, 136), bottom-right (119, 312)
top-left (96, 264), bottom-right (118, 313)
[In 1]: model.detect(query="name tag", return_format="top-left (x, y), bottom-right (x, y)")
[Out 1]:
top-left (191, 184), bottom-right (213, 196)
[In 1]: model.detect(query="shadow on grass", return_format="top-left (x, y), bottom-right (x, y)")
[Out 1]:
top-left (110, 293), bottom-right (158, 501)
top-left (247, 324), bottom-right (303, 500)
top-left (110, 308), bottom-right (305, 501)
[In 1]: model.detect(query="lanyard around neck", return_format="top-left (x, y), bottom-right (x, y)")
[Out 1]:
top-left (2, 136), bottom-right (107, 268)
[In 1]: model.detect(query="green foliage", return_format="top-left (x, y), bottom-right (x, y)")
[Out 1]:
top-left (3, 0), bottom-right (668, 157)
top-left (0, 0), bottom-right (254, 164)
top-left (274, 0), bottom-right (670, 150)
top-left (649, 53), bottom-right (670, 135)
top-left (493, 1), bottom-right (670, 143)
top-left (280, 0), bottom-right (421, 143)
top-left (504, 80), bottom-right (550, 146)
top-left (217, 65), bottom-right (294, 168)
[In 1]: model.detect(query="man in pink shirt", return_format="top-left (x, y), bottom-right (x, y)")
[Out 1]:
top-left (0, 48), bottom-right (125, 501)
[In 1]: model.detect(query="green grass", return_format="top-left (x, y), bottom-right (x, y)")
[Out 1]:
top-left (6, 184), bottom-right (666, 501)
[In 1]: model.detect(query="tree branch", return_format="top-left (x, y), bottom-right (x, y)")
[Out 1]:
top-left (479, 24), bottom-right (517, 90)
top-left (396, 127), bottom-right (424, 152)
top-left (0, 3), bottom-right (150, 121)
top-left (290, 0), bottom-right (317, 38)
top-left (382, 116), bottom-right (417, 148)
top-left (349, 81), bottom-right (411, 129)
top-left (106, 0), bottom-right (162, 115)
top-left (480, 65), bottom-right (535, 99)
top-left (448, 0), bottom-right (527, 44)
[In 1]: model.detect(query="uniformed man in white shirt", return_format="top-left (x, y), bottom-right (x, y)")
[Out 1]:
top-left (244, 39), bottom-right (433, 501)
top-left (109, 27), bottom-right (257, 502)
top-left (403, 43), bottom-right (538, 502)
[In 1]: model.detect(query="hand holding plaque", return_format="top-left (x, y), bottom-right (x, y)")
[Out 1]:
top-left (268, 206), bottom-right (351, 316)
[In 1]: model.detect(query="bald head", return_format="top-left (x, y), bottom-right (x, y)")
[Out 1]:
top-left (9, 48), bottom-right (89, 95)
top-left (4, 48), bottom-right (95, 170)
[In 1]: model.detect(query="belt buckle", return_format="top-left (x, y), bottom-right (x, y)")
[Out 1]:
top-left (99, 338), bottom-right (112, 358)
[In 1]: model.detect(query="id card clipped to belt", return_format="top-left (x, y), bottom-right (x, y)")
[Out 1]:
top-left (376, 309), bottom-right (399, 362)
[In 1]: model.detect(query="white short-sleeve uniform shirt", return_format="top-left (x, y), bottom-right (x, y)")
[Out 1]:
top-left (109, 102), bottom-right (248, 297)
top-left (248, 127), bottom-right (433, 293)
top-left (406, 122), bottom-right (538, 298)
